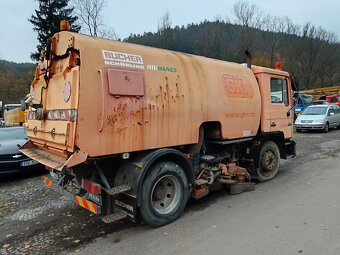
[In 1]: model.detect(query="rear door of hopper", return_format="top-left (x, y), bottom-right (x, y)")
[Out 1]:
top-left (269, 77), bottom-right (293, 138)
top-left (26, 33), bottom-right (80, 153)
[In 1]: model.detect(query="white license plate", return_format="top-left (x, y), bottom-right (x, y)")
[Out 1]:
top-left (21, 160), bottom-right (38, 167)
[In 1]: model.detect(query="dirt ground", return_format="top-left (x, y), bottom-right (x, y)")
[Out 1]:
top-left (1, 129), bottom-right (340, 255)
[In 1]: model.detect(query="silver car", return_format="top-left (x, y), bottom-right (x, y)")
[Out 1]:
top-left (294, 104), bottom-right (340, 133)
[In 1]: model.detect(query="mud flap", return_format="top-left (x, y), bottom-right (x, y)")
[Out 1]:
top-left (114, 193), bottom-right (137, 222)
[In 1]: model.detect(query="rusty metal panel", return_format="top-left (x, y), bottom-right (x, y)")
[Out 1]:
top-left (107, 69), bottom-right (145, 96)
top-left (20, 146), bottom-right (67, 171)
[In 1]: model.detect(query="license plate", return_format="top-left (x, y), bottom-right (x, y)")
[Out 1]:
top-left (21, 160), bottom-right (38, 167)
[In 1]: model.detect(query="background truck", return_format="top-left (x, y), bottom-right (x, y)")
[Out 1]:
top-left (21, 24), bottom-right (296, 227)
top-left (3, 104), bottom-right (25, 126)
top-left (293, 93), bottom-right (313, 120)
top-left (300, 85), bottom-right (340, 101)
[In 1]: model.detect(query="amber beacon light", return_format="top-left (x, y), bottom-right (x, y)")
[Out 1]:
top-left (60, 20), bottom-right (70, 31)
top-left (275, 61), bottom-right (282, 70)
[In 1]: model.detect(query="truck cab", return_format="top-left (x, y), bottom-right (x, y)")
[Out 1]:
top-left (252, 66), bottom-right (294, 140)
top-left (293, 93), bottom-right (313, 120)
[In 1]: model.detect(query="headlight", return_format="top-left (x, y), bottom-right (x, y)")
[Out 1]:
top-left (314, 119), bottom-right (325, 124)
top-left (295, 119), bottom-right (301, 124)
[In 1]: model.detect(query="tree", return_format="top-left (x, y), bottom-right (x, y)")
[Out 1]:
top-left (298, 23), bottom-right (329, 89)
top-left (158, 12), bottom-right (172, 49)
top-left (263, 16), bottom-right (287, 68)
top-left (72, 0), bottom-right (117, 39)
top-left (233, 0), bottom-right (264, 54)
top-left (29, 0), bottom-right (80, 61)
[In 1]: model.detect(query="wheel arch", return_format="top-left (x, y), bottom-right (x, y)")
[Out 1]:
top-left (114, 148), bottom-right (194, 207)
top-left (255, 131), bottom-right (286, 162)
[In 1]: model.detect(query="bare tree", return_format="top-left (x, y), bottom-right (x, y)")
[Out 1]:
top-left (73, 0), bottom-right (117, 39)
top-left (280, 17), bottom-right (300, 75)
top-left (158, 12), bottom-right (172, 48)
top-left (264, 16), bottom-right (287, 67)
top-left (298, 23), bottom-right (329, 89)
top-left (233, 1), bottom-right (264, 53)
top-left (314, 32), bottom-right (340, 87)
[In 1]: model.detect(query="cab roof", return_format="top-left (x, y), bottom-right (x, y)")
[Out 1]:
top-left (251, 65), bottom-right (289, 77)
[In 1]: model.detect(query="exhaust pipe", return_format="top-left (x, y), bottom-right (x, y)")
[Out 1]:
top-left (245, 50), bottom-right (252, 69)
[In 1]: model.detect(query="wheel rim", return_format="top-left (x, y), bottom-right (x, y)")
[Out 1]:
top-left (260, 150), bottom-right (277, 173)
top-left (325, 124), bottom-right (329, 132)
top-left (151, 175), bottom-right (181, 215)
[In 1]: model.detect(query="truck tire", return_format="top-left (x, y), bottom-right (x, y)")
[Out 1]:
top-left (255, 141), bottom-right (280, 182)
top-left (140, 161), bottom-right (189, 227)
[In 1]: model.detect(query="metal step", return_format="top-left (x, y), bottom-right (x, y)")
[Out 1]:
top-left (106, 184), bottom-right (131, 196)
top-left (102, 210), bottom-right (128, 224)
top-left (195, 179), bottom-right (208, 185)
top-left (216, 177), bottom-right (237, 184)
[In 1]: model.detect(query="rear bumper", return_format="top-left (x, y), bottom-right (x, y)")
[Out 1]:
top-left (42, 175), bottom-right (101, 214)
top-left (20, 141), bottom-right (88, 171)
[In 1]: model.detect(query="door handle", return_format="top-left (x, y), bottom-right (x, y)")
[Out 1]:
top-left (271, 122), bottom-right (276, 127)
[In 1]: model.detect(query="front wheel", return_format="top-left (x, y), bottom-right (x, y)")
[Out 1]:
top-left (140, 161), bottom-right (189, 227)
top-left (322, 122), bottom-right (329, 133)
top-left (253, 141), bottom-right (280, 182)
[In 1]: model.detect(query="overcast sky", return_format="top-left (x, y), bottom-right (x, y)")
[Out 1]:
top-left (0, 0), bottom-right (339, 63)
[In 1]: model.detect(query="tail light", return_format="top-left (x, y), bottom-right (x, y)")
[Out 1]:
top-left (82, 179), bottom-right (101, 195)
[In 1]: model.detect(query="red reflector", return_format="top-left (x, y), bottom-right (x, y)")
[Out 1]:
top-left (45, 165), bottom-right (52, 171)
top-left (82, 179), bottom-right (101, 195)
top-left (75, 58), bottom-right (80, 66)
top-left (294, 144), bottom-right (297, 153)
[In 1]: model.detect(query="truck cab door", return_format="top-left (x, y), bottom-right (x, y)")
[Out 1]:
top-left (269, 77), bottom-right (293, 138)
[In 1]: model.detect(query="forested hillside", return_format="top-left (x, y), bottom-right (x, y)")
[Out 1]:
top-left (0, 60), bottom-right (35, 104)
top-left (1, 16), bottom-right (340, 103)
top-left (126, 20), bottom-right (340, 90)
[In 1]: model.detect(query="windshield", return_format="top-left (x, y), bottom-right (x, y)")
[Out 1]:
top-left (301, 107), bottom-right (327, 115)
top-left (0, 128), bottom-right (27, 141)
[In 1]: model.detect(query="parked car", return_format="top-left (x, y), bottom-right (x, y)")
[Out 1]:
top-left (312, 100), bottom-right (329, 105)
top-left (0, 127), bottom-right (42, 174)
top-left (318, 94), bottom-right (340, 106)
top-left (295, 104), bottom-right (340, 133)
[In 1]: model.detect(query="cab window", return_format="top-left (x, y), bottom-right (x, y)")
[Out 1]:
top-left (270, 78), bottom-right (283, 103)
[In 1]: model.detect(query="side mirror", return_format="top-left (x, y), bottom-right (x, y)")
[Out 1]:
top-left (21, 99), bottom-right (25, 112)
top-left (291, 76), bottom-right (299, 91)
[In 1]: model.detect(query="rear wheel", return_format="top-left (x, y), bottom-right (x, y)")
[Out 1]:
top-left (140, 161), bottom-right (189, 227)
top-left (254, 141), bottom-right (280, 182)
